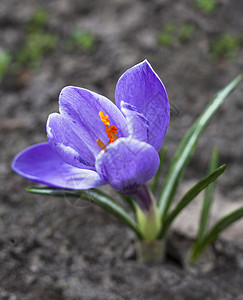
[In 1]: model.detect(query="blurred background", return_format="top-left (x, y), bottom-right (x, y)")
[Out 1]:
top-left (0, 0), bottom-right (243, 299)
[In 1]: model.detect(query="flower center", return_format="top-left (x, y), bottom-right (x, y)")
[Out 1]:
top-left (96, 111), bottom-right (119, 150)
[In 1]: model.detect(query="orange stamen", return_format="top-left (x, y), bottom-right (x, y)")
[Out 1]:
top-left (99, 111), bottom-right (110, 126)
top-left (109, 125), bottom-right (118, 133)
top-left (96, 139), bottom-right (107, 150)
top-left (97, 111), bottom-right (119, 150)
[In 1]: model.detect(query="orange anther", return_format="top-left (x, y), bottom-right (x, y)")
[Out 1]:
top-left (97, 111), bottom-right (119, 150)
top-left (96, 139), bottom-right (107, 151)
top-left (109, 125), bottom-right (118, 133)
top-left (99, 111), bottom-right (110, 126)
top-left (108, 135), bottom-right (114, 143)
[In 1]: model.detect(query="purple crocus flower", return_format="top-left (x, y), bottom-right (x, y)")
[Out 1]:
top-left (12, 60), bottom-right (170, 195)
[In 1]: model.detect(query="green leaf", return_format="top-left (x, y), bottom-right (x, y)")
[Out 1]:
top-left (26, 187), bottom-right (142, 239)
top-left (119, 192), bottom-right (136, 214)
top-left (151, 146), bottom-right (167, 194)
top-left (190, 206), bottom-right (243, 262)
top-left (157, 75), bottom-right (242, 221)
top-left (159, 164), bottom-right (226, 238)
top-left (196, 147), bottom-right (219, 244)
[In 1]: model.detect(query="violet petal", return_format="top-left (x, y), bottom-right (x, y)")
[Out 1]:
top-left (115, 60), bottom-right (170, 151)
top-left (58, 86), bottom-right (128, 154)
top-left (12, 143), bottom-right (105, 189)
top-left (120, 101), bottom-right (149, 143)
top-left (47, 113), bottom-right (96, 169)
top-left (95, 137), bottom-right (160, 193)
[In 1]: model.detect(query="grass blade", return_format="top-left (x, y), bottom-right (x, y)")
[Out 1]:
top-left (157, 75), bottom-right (242, 220)
top-left (26, 187), bottom-right (142, 238)
top-left (159, 164), bottom-right (226, 238)
top-left (196, 147), bottom-right (219, 244)
top-left (190, 207), bottom-right (243, 262)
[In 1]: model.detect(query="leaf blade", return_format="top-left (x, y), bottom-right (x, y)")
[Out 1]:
top-left (27, 187), bottom-right (142, 238)
top-left (159, 164), bottom-right (226, 238)
top-left (151, 146), bottom-right (167, 194)
top-left (119, 192), bottom-right (137, 214)
top-left (157, 75), bottom-right (242, 220)
top-left (197, 147), bottom-right (219, 244)
top-left (190, 206), bottom-right (243, 262)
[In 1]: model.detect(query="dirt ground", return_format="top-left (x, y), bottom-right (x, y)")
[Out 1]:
top-left (0, 0), bottom-right (243, 299)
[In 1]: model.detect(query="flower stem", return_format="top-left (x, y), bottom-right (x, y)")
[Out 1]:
top-left (136, 239), bottom-right (166, 264)
top-left (133, 185), bottom-right (162, 241)
top-left (133, 184), bottom-right (153, 212)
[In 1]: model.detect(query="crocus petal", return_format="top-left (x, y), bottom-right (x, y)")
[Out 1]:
top-left (47, 113), bottom-right (96, 170)
top-left (12, 143), bottom-right (105, 189)
top-left (58, 86), bottom-right (128, 155)
top-left (120, 101), bottom-right (149, 143)
top-left (95, 138), bottom-right (160, 193)
top-left (115, 60), bottom-right (170, 152)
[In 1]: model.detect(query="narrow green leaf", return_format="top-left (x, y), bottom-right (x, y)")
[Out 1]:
top-left (119, 192), bottom-right (136, 214)
top-left (158, 75), bottom-right (242, 220)
top-left (196, 147), bottom-right (219, 244)
top-left (151, 147), bottom-right (167, 194)
top-left (190, 206), bottom-right (243, 262)
top-left (26, 186), bottom-right (67, 196)
top-left (26, 187), bottom-right (142, 238)
top-left (159, 164), bottom-right (226, 238)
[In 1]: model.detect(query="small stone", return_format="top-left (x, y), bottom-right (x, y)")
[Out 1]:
top-left (123, 244), bottom-right (136, 260)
